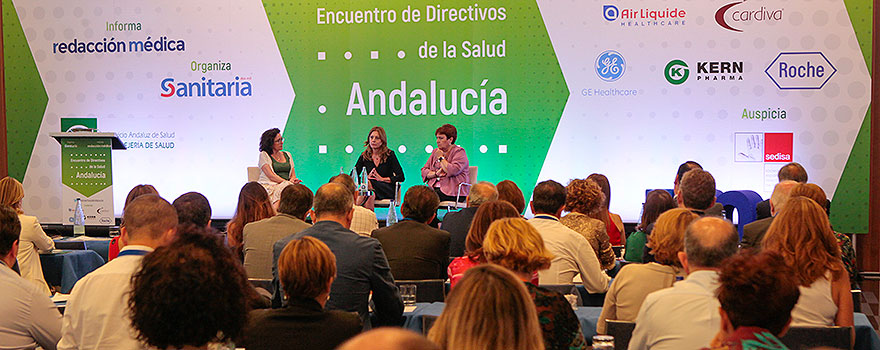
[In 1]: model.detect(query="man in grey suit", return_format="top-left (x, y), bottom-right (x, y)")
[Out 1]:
top-left (243, 184), bottom-right (312, 279)
top-left (755, 162), bottom-right (808, 220)
top-left (271, 183), bottom-right (403, 329)
top-left (440, 181), bottom-right (497, 257)
top-left (372, 185), bottom-right (450, 280)
top-left (741, 180), bottom-right (798, 249)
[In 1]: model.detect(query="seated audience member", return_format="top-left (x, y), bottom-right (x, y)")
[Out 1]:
top-left (756, 162), bottom-right (809, 220)
top-left (272, 183), bottom-right (402, 329)
top-left (484, 217), bottom-right (587, 350)
top-left (243, 236), bottom-right (360, 350)
top-left (528, 180), bottom-right (610, 292)
top-left (0, 177), bottom-right (54, 294)
top-left (761, 196), bottom-right (854, 328)
top-left (59, 195), bottom-right (178, 349)
top-left (597, 208), bottom-right (697, 334)
top-left (428, 264), bottom-right (545, 350)
top-left (740, 180), bottom-right (797, 249)
top-left (788, 183), bottom-right (858, 286)
top-left (447, 200), bottom-right (521, 287)
top-left (339, 328), bottom-right (439, 350)
top-left (704, 250), bottom-right (799, 350)
top-left (421, 123), bottom-right (470, 202)
top-left (330, 174), bottom-right (379, 236)
top-left (243, 184), bottom-right (313, 279)
top-left (561, 178), bottom-right (616, 270)
top-left (0, 206), bottom-right (61, 350)
top-left (172, 191), bottom-right (213, 228)
top-left (624, 190), bottom-right (675, 262)
top-left (128, 228), bottom-right (254, 350)
top-left (629, 217), bottom-right (739, 350)
top-left (587, 173), bottom-right (626, 245)
top-left (227, 182), bottom-right (276, 256)
top-left (673, 161), bottom-right (724, 216)
top-left (497, 179), bottom-right (527, 215)
top-left (441, 181), bottom-right (498, 257)
top-left (109, 184), bottom-right (160, 261)
top-left (372, 186), bottom-right (450, 280)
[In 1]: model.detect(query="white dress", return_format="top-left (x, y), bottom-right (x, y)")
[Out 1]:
top-left (790, 272), bottom-right (837, 326)
top-left (17, 214), bottom-right (55, 295)
top-left (258, 151), bottom-right (294, 203)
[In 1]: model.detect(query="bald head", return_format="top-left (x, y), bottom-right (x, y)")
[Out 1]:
top-left (683, 217), bottom-right (738, 269)
top-left (467, 181), bottom-right (499, 207)
top-left (337, 328), bottom-right (439, 350)
top-left (769, 180), bottom-right (798, 216)
top-left (313, 183), bottom-right (353, 219)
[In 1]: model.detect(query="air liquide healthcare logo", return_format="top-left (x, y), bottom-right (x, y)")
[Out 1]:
top-left (715, 0), bottom-right (783, 32)
top-left (765, 52), bottom-right (836, 90)
top-left (596, 50), bottom-right (626, 82)
top-left (603, 5), bottom-right (687, 27)
top-left (160, 76), bottom-right (253, 97)
top-left (664, 59), bottom-right (742, 84)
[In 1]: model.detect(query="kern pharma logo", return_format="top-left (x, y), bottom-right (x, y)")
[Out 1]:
top-left (160, 76), bottom-right (253, 97)
top-left (664, 60), bottom-right (689, 85)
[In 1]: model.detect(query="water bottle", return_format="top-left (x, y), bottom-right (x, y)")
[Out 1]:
top-left (386, 200), bottom-right (398, 226)
top-left (73, 198), bottom-right (85, 236)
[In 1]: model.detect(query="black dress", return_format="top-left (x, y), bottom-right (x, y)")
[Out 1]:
top-left (354, 151), bottom-right (405, 200)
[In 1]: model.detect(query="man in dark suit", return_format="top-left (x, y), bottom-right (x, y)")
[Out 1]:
top-left (372, 186), bottom-right (450, 280)
top-left (271, 183), bottom-right (403, 329)
top-left (439, 181), bottom-right (498, 257)
top-left (741, 180), bottom-right (798, 249)
top-left (755, 162), bottom-right (809, 220)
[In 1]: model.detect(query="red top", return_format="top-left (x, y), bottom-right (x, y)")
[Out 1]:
top-left (607, 212), bottom-right (623, 245)
top-left (448, 255), bottom-right (539, 288)
top-left (107, 236), bottom-right (121, 261)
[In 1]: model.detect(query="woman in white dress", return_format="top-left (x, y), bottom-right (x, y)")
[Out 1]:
top-left (0, 177), bottom-right (55, 295)
top-left (257, 128), bottom-right (299, 205)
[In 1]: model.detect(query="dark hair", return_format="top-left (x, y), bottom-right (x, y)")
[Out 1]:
top-left (278, 184), bottom-right (313, 219)
top-left (778, 162), bottom-right (808, 183)
top-left (679, 169), bottom-right (716, 210)
top-left (401, 186), bottom-right (440, 223)
top-left (531, 180), bottom-right (566, 215)
top-left (123, 194), bottom-right (178, 241)
top-left (639, 190), bottom-right (676, 231)
top-left (124, 184), bottom-right (159, 210)
top-left (496, 180), bottom-right (526, 214)
top-left (586, 174), bottom-right (613, 229)
top-left (259, 128), bottom-right (281, 155)
top-left (226, 182), bottom-right (275, 248)
top-left (172, 192), bottom-right (212, 227)
top-left (0, 206), bottom-right (21, 256)
top-left (329, 174), bottom-right (357, 196)
top-left (675, 161), bottom-right (702, 185)
top-left (684, 217), bottom-right (738, 268)
top-left (435, 124), bottom-right (458, 144)
top-left (465, 200), bottom-right (521, 258)
top-left (314, 183), bottom-right (354, 217)
top-left (128, 226), bottom-right (253, 349)
top-left (361, 126), bottom-right (392, 163)
top-left (717, 250), bottom-right (800, 335)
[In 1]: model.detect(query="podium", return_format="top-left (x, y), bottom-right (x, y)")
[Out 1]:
top-left (49, 132), bottom-right (126, 228)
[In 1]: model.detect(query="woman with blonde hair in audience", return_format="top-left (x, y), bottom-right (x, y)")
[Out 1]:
top-left (447, 200), bottom-right (521, 287)
top-left (483, 217), bottom-right (587, 350)
top-left (496, 180), bottom-right (526, 215)
top-left (587, 173), bottom-right (625, 246)
top-left (789, 183), bottom-right (857, 286)
top-left (596, 208), bottom-right (697, 334)
top-left (762, 196), bottom-right (853, 329)
top-left (227, 182), bottom-right (276, 258)
top-left (0, 177), bottom-right (54, 295)
top-left (428, 264), bottom-right (545, 350)
top-left (560, 178), bottom-right (616, 270)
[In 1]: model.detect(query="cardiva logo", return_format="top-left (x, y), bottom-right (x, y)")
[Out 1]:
top-left (160, 77), bottom-right (252, 97)
top-left (715, 0), bottom-right (783, 32)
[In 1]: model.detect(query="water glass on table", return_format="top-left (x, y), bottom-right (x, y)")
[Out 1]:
top-left (400, 284), bottom-right (417, 306)
top-left (592, 335), bottom-right (614, 350)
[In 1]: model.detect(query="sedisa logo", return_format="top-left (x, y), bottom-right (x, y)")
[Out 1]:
top-left (603, 5), bottom-right (686, 26)
top-left (764, 133), bottom-right (793, 162)
top-left (715, 0), bottom-right (783, 32)
top-left (742, 107), bottom-right (787, 121)
top-left (160, 77), bottom-right (252, 97)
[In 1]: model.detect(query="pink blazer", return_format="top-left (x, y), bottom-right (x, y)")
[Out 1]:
top-left (421, 145), bottom-right (470, 198)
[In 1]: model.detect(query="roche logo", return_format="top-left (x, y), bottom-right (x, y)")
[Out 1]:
top-left (765, 52), bottom-right (836, 90)
top-left (664, 60), bottom-right (689, 85)
top-left (715, 0), bottom-right (783, 33)
top-left (595, 50), bottom-right (626, 82)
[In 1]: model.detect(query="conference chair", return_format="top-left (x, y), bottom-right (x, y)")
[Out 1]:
top-left (248, 278), bottom-right (274, 297)
top-left (394, 279), bottom-right (446, 303)
top-left (778, 326), bottom-right (852, 350)
top-left (852, 289), bottom-right (862, 313)
top-left (439, 166), bottom-right (478, 211)
top-left (539, 284), bottom-right (583, 306)
top-left (605, 320), bottom-right (636, 350)
top-left (421, 315), bottom-right (439, 335)
top-left (246, 167), bottom-right (261, 182)
top-left (374, 182), bottom-right (402, 209)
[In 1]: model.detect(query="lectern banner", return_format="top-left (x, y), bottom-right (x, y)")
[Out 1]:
top-left (60, 138), bottom-right (114, 225)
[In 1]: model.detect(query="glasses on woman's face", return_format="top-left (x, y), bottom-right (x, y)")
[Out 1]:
top-left (274, 137), bottom-right (284, 144)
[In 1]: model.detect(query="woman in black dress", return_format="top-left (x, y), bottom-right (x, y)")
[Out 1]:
top-left (354, 126), bottom-right (404, 200)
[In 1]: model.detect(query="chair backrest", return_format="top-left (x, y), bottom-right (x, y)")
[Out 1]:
top-left (248, 278), bottom-right (274, 297)
top-left (538, 284), bottom-right (582, 306)
top-left (605, 320), bottom-right (636, 350)
top-left (395, 279), bottom-right (446, 302)
top-left (779, 326), bottom-right (852, 350)
top-left (852, 289), bottom-right (862, 313)
top-left (247, 167), bottom-right (261, 182)
top-left (468, 166), bottom-right (478, 184)
top-left (422, 315), bottom-right (439, 335)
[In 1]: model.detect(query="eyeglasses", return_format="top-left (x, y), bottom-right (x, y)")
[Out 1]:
top-left (274, 137), bottom-right (284, 143)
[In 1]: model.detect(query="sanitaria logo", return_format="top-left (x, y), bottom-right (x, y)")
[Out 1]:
top-left (160, 77), bottom-right (253, 98)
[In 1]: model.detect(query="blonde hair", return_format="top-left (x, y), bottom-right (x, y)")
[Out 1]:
top-left (483, 218), bottom-right (553, 274)
top-left (648, 208), bottom-right (698, 266)
top-left (564, 178), bottom-right (605, 216)
top-left (428, 264), bottom-right (544, 350)
top-left (0, 177), bottom-right (24, 214)
top-left (789, 183), bottom-right (828, 209)
top-left (279, 236), bottom-right (336, 299)
top-left (762, 196), bottom-right (843, 286)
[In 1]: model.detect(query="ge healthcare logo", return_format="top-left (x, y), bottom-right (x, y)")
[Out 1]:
top-left (664, 60), bottom-right (689, 85)
top-left (765, 52), bottom-right (836, 90)
top-left (715, 0), bottom-right (784, 32)
top-left (596, 50), bottom-right (626, 82)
